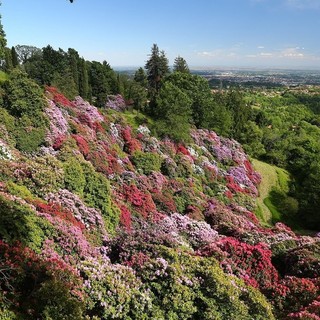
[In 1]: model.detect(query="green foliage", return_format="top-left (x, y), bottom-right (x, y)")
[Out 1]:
top-left (173, 56), bottom-right (190, 73)
top-left (131, 150), bottom-right (162, 175)
top-left (3, 69), bottom-right (45, 118)
top-left (153, 82), bottom-right (192, 142)
top-left (88, 60), bottom-right (117, 107)
top-left (0, 106), bottom-right (15, 138)
top-left (164, 72), bottom-right (214, 128)
top-left (1, 69), bottom-right (48, 152)
top-left (63, 157), bottom-right (86, 195)
top-left (14, 119), bottom-right (46, 153)
top-left (139, 247), bottom-right (275, 320)
top-left (6, 181), bottom-right (34, 200)
top-left (32, 280), bottom-right (84, 320)
top-left (82, 162), bottom-right (119, 233)
top-left (0, 14), bottom-right (7, 61)
top-left (0, 71), bottom-right (8, 84)
top-left (145, 44), bottom-right (169, 96)
top-left (0, 195), bottom-right (45, 251)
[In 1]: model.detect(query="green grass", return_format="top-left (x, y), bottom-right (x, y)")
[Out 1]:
top-left (252, 159), bottom-right (290, 225)
top-left (0, 70), bottom-right (8, 84)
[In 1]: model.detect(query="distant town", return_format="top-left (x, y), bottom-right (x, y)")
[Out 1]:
top-left (191, 68), bottom-right (320, 89)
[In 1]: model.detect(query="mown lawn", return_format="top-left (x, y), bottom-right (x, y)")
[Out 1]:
top-left (252, 159), bottom-right (290, 225)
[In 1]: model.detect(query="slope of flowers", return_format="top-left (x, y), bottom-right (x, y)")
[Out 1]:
top-left (0, 88), bottom-right (319, 319)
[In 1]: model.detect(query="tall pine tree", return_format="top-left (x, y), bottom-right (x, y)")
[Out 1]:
top-left (173, 55), bottom-right (190, 73)
top-left (145, 44), bottom-right (169, 96)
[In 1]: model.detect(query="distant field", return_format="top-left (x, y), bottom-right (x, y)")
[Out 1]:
top-left (252, 159), bottom-right (290, 225)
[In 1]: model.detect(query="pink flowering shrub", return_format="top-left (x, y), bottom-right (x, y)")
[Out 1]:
top-left (73, 96), bottom-right (104, 122)
top-left (105, 94), bottom-right (126, 111)
top-left (45, 100), bottom-right (69, 146)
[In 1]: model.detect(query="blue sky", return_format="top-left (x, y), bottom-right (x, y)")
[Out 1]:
top-left (2, 0), bottom-right (320, 69)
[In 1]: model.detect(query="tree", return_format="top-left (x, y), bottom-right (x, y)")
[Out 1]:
top-left (0, 12), bottom-right (6, 61)
top-left (173, 55), bottom-right (189, 73)
top-left (164, 72), bottom-right (214, 128)
top-left (4, 47), bottom-right (13, 71)
top-left (145, 44), bottom-right (169, 96)
top-left (11, 46), bottom-right (19, 68)
top-left (153, 82), bottom-right (192, 142)
top-left (226, 89), bottom-right (251, 139)
top-left (67, 48), bottom-right (80, 90)
top-left (78, 58), bottom-right (89, 99)
top-left (14, 45), bottom-right (41, 64)
top-left (134, 67), bottom-right (147, 88)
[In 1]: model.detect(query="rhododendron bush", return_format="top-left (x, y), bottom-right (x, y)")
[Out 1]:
top-left (0, 88), bottom-right (319, 319)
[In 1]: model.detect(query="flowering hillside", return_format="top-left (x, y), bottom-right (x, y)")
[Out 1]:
top-left (0, 87), bottom-right (319, 319)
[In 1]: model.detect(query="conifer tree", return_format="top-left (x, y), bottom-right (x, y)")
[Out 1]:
top-left (145, 44), bottom-right (169, 95)
top-left (134, 67), bottom-right (147, 87)
top-left (11, 46), bottom-right (19, 67)
top-left (79, 58), bottom-right (89, 99)
top-left (0, 12), bottom-right (7, 61)
top-left (173, 55), bottom-right (190, 73)
top-left (4, 47), bottom-right (13, 71)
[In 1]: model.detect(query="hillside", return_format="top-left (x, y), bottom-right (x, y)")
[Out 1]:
top-left (0, 84), bottom-right (319, 319)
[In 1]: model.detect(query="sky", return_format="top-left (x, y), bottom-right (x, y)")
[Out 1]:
top-left (2, 0), bottom-right (320, 69)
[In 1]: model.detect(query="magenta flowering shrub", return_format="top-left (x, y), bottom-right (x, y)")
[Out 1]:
top-left (105, 94), bottom-right (126, 111)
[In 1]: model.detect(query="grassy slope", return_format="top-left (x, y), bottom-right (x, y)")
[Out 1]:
top-left (252, 159), bottom-right (290, 225)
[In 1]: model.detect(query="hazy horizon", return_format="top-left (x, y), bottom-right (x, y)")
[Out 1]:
top-left (2, 0), bottom-right (320, 70)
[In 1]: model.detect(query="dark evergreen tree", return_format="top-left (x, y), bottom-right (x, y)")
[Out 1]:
top-left (11, 46), bottom-right (19, 67)
top-left (226, 89), bottom-right (251, 139)
top-left (4, 47), bottom-right (13, 71)
top-left (134, 67), bottom-right (147, 87)
top-left (78, 58), bottom-right (89, 99)
top-left (173, 55), bottom-right (189, 73)
top-left (145, 44), bottom-right (169, 95)
top-left (0, 12), bottom-right (6, 61)
top-left (67, 48), bottom-right (80, 91)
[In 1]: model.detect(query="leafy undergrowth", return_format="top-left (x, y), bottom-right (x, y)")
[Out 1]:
top-left (0, 87), bottom-right (319, 319)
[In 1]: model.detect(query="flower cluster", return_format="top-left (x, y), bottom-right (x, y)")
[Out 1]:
top-left (105, 94), bottom-right (126, 111)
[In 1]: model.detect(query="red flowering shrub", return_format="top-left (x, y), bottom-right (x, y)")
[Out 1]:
top-left (33, 200), bottom-right (85, 231)
top-left (119, 205), bottom-right (132, 231)
top-left (72, 134), bottom-right (90, 157)
top-left (123, 184), bottom-right (157, 219)
top-left (122, 127), bottom-right (142, 154)
top-left (0, 240), bottom-right (82, 318)
top-left (271, 277), bottom-right (320, 318)
top-left (45, 86), bottom-right (74, 108)
top-left (87, 150), bottom-right (109, 174)
top-left (52, 134), bottom-right (67, 150)
top-left (152, 192), bottom-right (177, 213)
top-left (176, 144), bottom-right (190, 156)
top-left (217, 237), bottom-right (278, 290)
